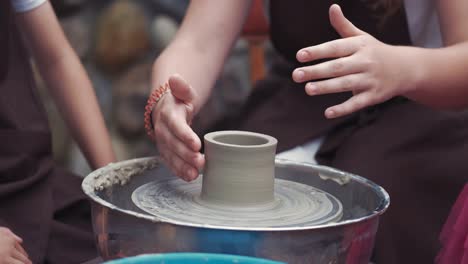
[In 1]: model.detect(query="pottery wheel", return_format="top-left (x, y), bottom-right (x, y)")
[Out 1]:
top-left (132, 177), bottom-right (343, 228)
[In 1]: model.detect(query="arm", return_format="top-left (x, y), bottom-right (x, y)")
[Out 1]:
top-left (293, 2), bottom-right (468, 119)
top-left (403, 0), bottom-right (468, 109)
top-left (151, 0), bottom-right (251, 181)
top-left (152, 0), bottom-right (252, 110)
top-left (16, 2), bottom-right (115, 169)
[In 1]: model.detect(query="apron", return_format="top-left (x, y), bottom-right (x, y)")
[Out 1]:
top-left (0, 3), bottom-right (96, 263)
top-left (211, 1), bottom-right (468, 263)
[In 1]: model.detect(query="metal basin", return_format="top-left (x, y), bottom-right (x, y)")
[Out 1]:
top-left (82, 157), bottom-right (389, 263)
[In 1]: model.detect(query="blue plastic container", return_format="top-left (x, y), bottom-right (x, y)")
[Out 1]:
top-left (104, 253), bottom-right (285, 264)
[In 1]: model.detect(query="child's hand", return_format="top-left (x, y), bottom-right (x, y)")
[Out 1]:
top-left (293, 4), bottom-right (411, 118)
top-left (152, 74), bottom-right (205, 182)
top-left (0, 227), bottom-right (31, 264)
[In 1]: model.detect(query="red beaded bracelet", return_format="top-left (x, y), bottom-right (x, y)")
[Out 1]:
top-left (144, 82), bottom-right (170, 141)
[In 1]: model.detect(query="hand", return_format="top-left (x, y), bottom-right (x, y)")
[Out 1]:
top-left (0, 227), bottom-right (31, 264)
top-left (293, 4), bottom-right (410, 118)
top-left (152, 74), bottom-right (205, 181)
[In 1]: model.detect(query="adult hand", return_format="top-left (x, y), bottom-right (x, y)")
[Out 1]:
top-left (293, 4), bottom-right (410, 118)
top-left (152, 74), bottom-right (205, 181)
top-left (0, 227), bottom-right (31, 264)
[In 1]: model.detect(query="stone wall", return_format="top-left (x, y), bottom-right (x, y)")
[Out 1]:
top-left (36, 0), bottom-right (269, 175)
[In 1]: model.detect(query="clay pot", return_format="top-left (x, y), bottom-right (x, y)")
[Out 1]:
top-left (201, 131), bottom-right (277, 207)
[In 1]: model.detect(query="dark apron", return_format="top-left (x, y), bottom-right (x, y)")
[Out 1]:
top-left (213, 1), bottom-right (468, 263)
top-left (0, 3), bottom-right (96, 263)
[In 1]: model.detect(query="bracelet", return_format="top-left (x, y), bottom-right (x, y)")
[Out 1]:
top-left (144, 82), bottom-right (170, 141)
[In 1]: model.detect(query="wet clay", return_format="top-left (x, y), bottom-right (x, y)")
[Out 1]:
top-left (94, 159), bottom-right (160, 191)
top-left (131, 131), bottom-right (344, 228)
top-left (201, 131), bottom-right (277, 208)
top-left (132, 176), bottom-right (343, 228)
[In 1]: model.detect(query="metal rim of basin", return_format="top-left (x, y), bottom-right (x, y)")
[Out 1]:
top-left (82, 156), bottom-right (390, 232)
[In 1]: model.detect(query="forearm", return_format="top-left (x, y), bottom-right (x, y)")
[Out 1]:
top-left (398, 0), bottom-right (468, 110)
top-left (152, 0), bottom-right (251, 113)
top-left (40, 55), bottom-right (116, 169)
top-left (402, 43), bottom-right (468, 110)
top-left (17, 2), bottom-right (115, 169)
top-left (152, 41), bottom-right (221, 113)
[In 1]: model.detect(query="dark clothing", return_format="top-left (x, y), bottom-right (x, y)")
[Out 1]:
top-left (220, 1), bottom-right (468, 263)
top-left (0, 3), bottom-right (96, 263)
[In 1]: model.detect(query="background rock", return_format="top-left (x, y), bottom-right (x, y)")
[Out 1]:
top-left (60, 13), bottom-right (91, 59)
top-left (150, 15), bottom-right (178, 54)
top-left (37, 0), bottom-right (269, 176)
top-left (151, 0), bottom-right (189, 21)
top-left (113, 63), bottom-right (152, 138)
top-left (192, 39), bottom-right (251, 134)
top-left (50, 0), bottom-right (90, 16)
top-left (95, 0), bottom-right (151, 73)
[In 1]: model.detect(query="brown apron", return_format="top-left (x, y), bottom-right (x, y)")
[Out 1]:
top-left (212, 1), bottom-right (468, 263)
top-left (0, 3), bottom-right (96, 263)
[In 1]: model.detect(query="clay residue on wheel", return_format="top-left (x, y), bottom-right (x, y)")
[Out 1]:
top-left (132, 177), bottom-right (343, 228)
top-left (93, 159), bottom-right (160, 191)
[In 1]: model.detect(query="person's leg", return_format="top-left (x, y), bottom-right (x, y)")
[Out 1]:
top-left (318, 102), bottom-right (468, 264)
top-left (45, 168), bottom-right (97, 264)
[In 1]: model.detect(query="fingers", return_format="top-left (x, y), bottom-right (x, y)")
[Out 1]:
top-left (6, 257), bottom-right (27, 264)
top-left (304, 73), bottom-right (369, 96)
top-left (5, 258), bottom-right (22, 264)
top-left (8, 230), bottom-right (23, 243)
top-left (324, 92), bottom-right (372, 118)
top-left (152, 79), bottom-right (204, 181)
top-left (156, 97), bottom-right (203, 165)
top-left (296, 37), bottom-right (361, 63)
top-left (329, 4), bottom-right (364, 38)
top-left (293, 56), bottom-right (364, 83)
top-left (156, 137), bottom-right (202, 181)
top-left (0, 228), bottom-right (31, 264)
top-left (158, 142), bottom-right (202, 182)
top-left (11, 248), bottom-right (31, 264)
top-left (154, 107), bottom-right (204, 181)
top-left (296, 5), bottom-right (367, 63)
top-left (9, 235), bottom-right (21, 245)
top-left (156, 121), bottom-right (203, 170)
top-left (14, 243), bottom-right (27, 259)
top-left (0, 228), bottom-right (22, 244)
top-left (168, 74), bottom-right (197, 103)
top-left (164, 108), bottom-right (201, 152)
